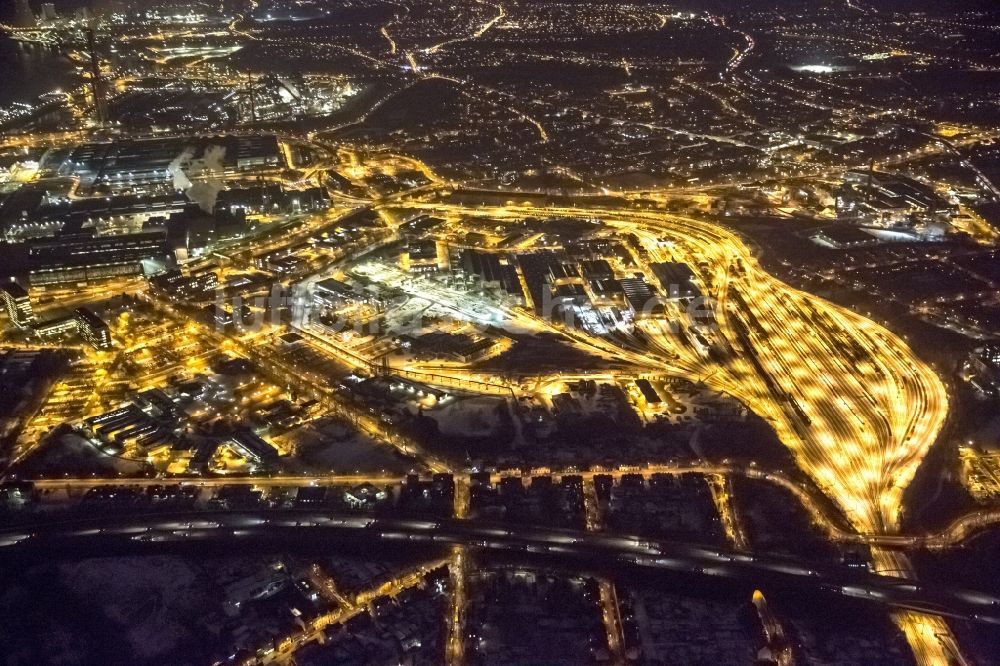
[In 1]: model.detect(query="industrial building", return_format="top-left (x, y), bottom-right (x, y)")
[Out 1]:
top-left (59, 134), bottom-right (285, 190)
top-left (28, 231), bottom-right (170, 286)
top-left (650, 262), bottom-right (701, 300)
top-left (619, 277), bottom-right (662, 318)
top-left (313, 277), bottom-right (385, 310)
top-left (459, 249), bottom-right (525, 305)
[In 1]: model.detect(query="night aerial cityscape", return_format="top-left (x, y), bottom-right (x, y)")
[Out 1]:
top-left (3, 0), bottom-right (1000, 664)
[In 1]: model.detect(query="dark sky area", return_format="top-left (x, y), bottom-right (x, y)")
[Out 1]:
top-left (5, 0), bottom-right (1000, 21)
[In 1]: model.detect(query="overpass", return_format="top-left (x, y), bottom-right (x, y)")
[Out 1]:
top-left (20, 463), bottom-right (1000, 549)
top-left (1, 509), bottom-right (998, 626)
top-left (35, 460), bottom-right (1000, 550)
top-left (16, 462), bottom-right (858, 540)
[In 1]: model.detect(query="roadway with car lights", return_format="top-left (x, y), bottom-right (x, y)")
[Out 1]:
top-left (0, 509), bottom-right (996, 627)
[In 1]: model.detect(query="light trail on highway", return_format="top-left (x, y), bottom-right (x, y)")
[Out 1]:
top-left (2, 509), bottom-right (998, 629)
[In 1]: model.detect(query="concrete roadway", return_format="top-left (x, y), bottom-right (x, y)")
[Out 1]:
top-left (1, 509), bottom-right (998, 627)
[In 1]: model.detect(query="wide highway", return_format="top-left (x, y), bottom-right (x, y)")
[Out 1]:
top-left (0, 509), bottom-right (996, 627)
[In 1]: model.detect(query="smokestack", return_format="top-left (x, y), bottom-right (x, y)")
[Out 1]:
top-left (247, 70), bottom-right (256, 126)
top-left (866, 157), bottom-right (875, 203)
top-left (86, 28), bottom-right (108, 125)
top-left (14, 0), bottom-right (36, 27)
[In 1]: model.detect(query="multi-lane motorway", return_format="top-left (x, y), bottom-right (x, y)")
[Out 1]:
top-left (1, 509), bottom-right (997, 627)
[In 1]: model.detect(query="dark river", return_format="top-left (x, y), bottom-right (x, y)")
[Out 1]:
top-left (0, 34), bottom-right (79, 106)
